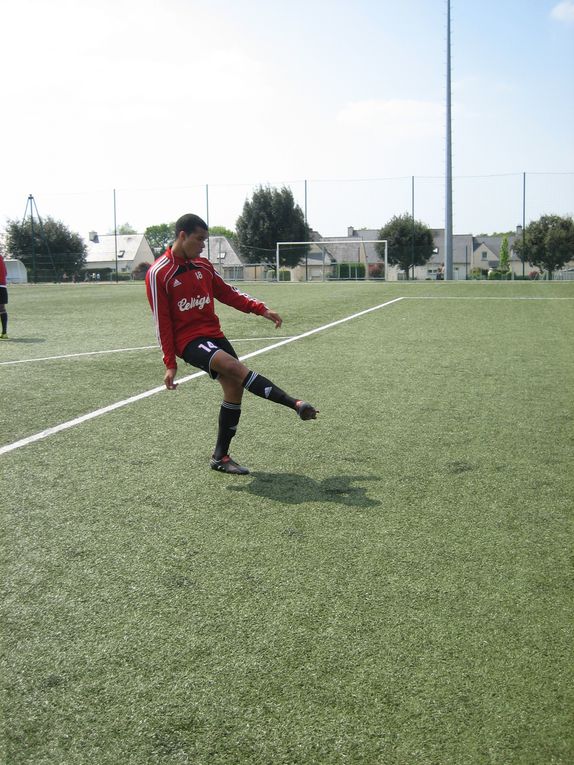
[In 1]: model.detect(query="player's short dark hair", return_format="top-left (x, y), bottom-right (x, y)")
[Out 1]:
top-left (175, 214), bottom-right (208, 236)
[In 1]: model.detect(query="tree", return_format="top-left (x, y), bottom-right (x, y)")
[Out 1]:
top-left (235, 186), bottom-right (311, 268)
top-left (209, 225), bottom-right (236, 240)
top-left (498, 235), bottom-right (510, 274)
top-left (209, 225), bottom-right (239, 253)
top-left (144, 222), bottom-right (175, 257)
top-left (116, 222), bottom-right (137, 234)
top-left (375, 214), bottom-right (434, 279)
top-left (513, 214), bottom-right (574, 278)
top-left (143, 223), bottom-right (238, 259)
top-left (5, 216), bottom-right (87, 281)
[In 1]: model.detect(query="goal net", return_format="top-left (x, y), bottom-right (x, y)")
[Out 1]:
top-left (210, 238), bottom-right (388, 283)
top-left (275, 239), bottom-right (388, 282)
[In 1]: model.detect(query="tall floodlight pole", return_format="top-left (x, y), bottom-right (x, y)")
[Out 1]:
top-left (522, 171), bottom-right (526, 277)
top-left (444, 0), bottom-right (454, 280)
top-left (304, 179), bottom-right (309, 281)
top-left (411, 175), bottom-right (415, 279)
top-left (205, 184), bottom-right (211, 261)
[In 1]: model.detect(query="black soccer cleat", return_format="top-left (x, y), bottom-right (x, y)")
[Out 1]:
top-left (210, 455), bottom-right (250, 475)
top-left (295, 400), bottom-right (319, 420)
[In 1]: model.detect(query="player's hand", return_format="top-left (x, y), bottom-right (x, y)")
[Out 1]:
top-left (164, 368), bottom-right (178, 390)
top-left (263, 309), bottom-right (282, 328)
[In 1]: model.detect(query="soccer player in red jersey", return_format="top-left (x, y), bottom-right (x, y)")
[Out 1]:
top-left (146, 214), bottom-right (318, 474)
top-left (0, 254), bottom-right (8, 339)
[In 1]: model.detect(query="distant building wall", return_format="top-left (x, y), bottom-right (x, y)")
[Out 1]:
top-left (5, 259), bottom-right (28, 284)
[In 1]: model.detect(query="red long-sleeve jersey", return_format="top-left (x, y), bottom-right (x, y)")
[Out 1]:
top-left (0, 255), bottom-right (7, 287)
top-left (146, 248), bottom-right (268, 369)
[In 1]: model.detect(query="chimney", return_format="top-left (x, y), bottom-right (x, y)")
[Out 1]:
top-left (516, 225), bottom-right (522, 236)
top-left (89, 231), bottom-right (99, 243)
top-left (347, 226), bottom-right (355, 237)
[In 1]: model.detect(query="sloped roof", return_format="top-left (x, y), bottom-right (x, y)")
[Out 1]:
top-left (205, 236), bottom-right (244, 267)
top-left (429, 229), bottom-right (474, 265)
top-left (341, 228), bottom-right (522, 266)
top-left (296, 244), bottom-right (337, 265)
top-left (321, 229), bottom-right (382, 264)
top-left (340, 227), bottom-right (476, 266)
top-left (85, 234), bottom-right (153, 264)
top-left (473, 234), bottom-right (517, 258)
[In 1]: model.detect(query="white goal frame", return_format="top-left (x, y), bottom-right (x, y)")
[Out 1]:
top-left (275, 240), bottom-right (388, 281)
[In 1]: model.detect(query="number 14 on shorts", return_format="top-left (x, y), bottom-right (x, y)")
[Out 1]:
top-left (198, 341), bottom-right (218, 353)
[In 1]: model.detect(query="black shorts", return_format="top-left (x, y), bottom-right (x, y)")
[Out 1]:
top-left (182, 336), bottom-right (238, 379)
top-left (0, 286), bottom-right (7, 304)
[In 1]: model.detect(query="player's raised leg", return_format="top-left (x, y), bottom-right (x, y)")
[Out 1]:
top-left (211, 351), bottom-right (319, 420)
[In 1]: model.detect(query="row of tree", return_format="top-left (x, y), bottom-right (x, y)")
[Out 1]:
top-left (378, 213), bottom-right (574, 278)
top-left (217, 192), bottom-right (574, 278)
top-left (3, 185), bottom-right (574, 279)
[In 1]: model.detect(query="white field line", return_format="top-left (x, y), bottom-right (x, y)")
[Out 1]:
top-left (0, 297), bottom-right (404, 456)
top-left (0, 345), bottom-right (158, 366)
top-left (0, 337), bottom-right (295, 367)
top-left (2, 296), bottom-right (569, 369)
top-left (405, 296), bottom-right (574, 300)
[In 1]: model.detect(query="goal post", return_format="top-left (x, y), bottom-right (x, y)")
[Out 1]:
top-left (275, 240), bottom-right (388, 282)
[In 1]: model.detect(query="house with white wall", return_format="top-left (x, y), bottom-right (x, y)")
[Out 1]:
top-left (471, 232), bottom-right (527, 277)
top-left (340, 226), bottom-right (534, 280)
top-left (342, 227), bottom-right (474, 280)
top-left (3, 258), bottom-right (28, 283)
top-left (85, 233), bottom-right (154, 277)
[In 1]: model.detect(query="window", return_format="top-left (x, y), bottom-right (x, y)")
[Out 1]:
top-left (481, 251), bottom-right (488, 260)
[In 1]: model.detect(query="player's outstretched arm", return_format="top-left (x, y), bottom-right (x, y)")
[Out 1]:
top-left (262, 309), bottom-right (282, 328)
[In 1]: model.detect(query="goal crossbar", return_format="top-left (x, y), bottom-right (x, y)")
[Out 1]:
top-left (275, 240), bottom-right (388, 280)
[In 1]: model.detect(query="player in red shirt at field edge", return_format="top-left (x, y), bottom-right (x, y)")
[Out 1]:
top-left (0, 254), bottom-right (9, 339)
top-left (146, 213), bottom-right (318, 474)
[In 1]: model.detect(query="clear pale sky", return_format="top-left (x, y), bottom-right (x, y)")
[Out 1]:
top-left (1, 0), bottom-right (573, 238)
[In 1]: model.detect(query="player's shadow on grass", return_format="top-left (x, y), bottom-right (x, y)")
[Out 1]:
top-left (3, 337), bottom-right (46, 344)
top-left (228, 472), bottom-right (380, 508)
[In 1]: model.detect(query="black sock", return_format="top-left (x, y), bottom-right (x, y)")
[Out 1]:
top-left (213, 401), bottom-right (241, 459)
top-left (241, 370), bottom-right (297, 409)
top-left (0, 311), bottom-right (6, 334)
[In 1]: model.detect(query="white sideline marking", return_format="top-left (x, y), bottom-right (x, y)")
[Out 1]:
top-left (406, 296), bottom-right (574, 300)
top-left (0, 297), bottom-right (404, 456)
top-left (0, 379), bottom-right (204, 457)
top-left (0, 337), bottom-right (295, 367)
top-left (0, 345), bottom-right (158, 366)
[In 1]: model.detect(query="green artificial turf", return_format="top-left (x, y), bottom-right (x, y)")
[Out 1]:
top-left (2, 281), bottom-right (573, 764)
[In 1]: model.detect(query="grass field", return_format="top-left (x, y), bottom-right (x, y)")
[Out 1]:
top-left (2, 280), bottom-right (573, 765)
